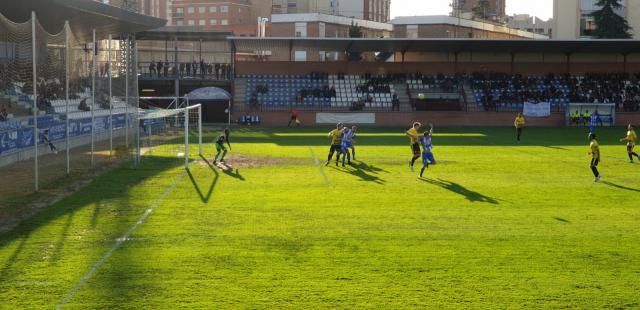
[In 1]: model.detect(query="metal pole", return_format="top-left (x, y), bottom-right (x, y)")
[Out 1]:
top-left (228, 100), bottom-right (231, 128)
top-left (32, 11), bottom-right (39, 192)
top-left (125, 35), bottom-right (129, 148)
top-left (135, 36), bottom-right (140, 166)
top-left (108, 34), bottom-right (113, 157)
top-left (198, 104), bottom-right (202, 156)
top-left (91, 29), bottom-right (96, 167)
top-left (65, 22), bottom-right (70, 175)
top-left (184, 101), bottom-right (189, 169)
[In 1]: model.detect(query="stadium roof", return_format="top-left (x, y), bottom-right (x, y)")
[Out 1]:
top-left (229, 37), bottom-right (640, 54)
top-left (136, 28), bottom-right (233, 41)
top-left (0, 0), bottom-right (166, 41)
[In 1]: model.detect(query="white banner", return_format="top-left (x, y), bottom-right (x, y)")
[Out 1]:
top-left (316, 113), bottom-right (376, 124)
top-left (523, 102), bottom-right (551, 117)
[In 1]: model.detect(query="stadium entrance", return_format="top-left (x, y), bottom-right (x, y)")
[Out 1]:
top-left (186, 87), bottom-right (232, 124)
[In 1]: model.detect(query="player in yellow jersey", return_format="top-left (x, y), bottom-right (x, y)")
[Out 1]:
top-left (514, 113), bottom-right (525, 143)
top-left (406, 122), bottom-right (421, 172)
top-left (589, 132), bottom-right (601, 182)
top-left (620, 124), bottom-right (639, 163)
top-left (325, 123), bottom-right (345, 166)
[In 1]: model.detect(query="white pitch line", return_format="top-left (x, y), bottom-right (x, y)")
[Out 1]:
top-left (308, 147), bottom-right (329, 185)
top-left (57, 171), bottom-right (186, 309)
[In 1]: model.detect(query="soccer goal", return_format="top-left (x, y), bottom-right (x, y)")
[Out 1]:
top-left (135, 96), bottom-right (202, 169)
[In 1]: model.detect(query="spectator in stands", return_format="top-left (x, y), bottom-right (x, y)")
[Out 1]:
top-left (186, 61), bottom-right (192, 76)
top-left (179, 62), bottom-right (185, 77)
top-left (149, 61), bottom-right (156, 77)
top-left (392, 93), bottom-right (400, 111)
top-left (78, 98), bottom-right (90, 111)
top-left (200, 59), bottom-right (206, 78)
top-left (0, 106), bottom-right (7, 121)
top-left (192, 60), bottom-right (198, 77)
top-left (215, 63), bottom-right (220, 79)
top-left (164, 61), bottom-right (169, 77)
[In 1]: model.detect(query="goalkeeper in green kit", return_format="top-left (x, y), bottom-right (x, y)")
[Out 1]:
top-left (213, 129), bottom-right (231, 164)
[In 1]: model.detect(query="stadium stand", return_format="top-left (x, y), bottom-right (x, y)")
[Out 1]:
top-left (471, 73), bottom-right (571, 111)
top-left (242, 73), bottom-right (397, 111)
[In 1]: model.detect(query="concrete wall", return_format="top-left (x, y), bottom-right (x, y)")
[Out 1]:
top-left (553, 0), bottom-right (580, 39)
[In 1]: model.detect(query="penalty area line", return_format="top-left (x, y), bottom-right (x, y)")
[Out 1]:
top-left (308, 147), bottom-right (329, 185)
top-left (56, 171), bottom-right (186, 309)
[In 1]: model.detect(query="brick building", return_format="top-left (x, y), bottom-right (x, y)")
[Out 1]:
top-left (272, 0), bottom-right (390, 23)
top-left (461, 0), bottom-right (506, 21)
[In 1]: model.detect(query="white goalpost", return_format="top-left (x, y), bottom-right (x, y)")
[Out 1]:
top-left (136, 96), bottom-right (202, 169)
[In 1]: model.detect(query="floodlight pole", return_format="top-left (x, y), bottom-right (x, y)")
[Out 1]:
top-left (124, 35), bottom-right (129, 148)
top-left (65, 21), bottom-right (70, 175)
top-left (32, 11), bottom-right (39, 192)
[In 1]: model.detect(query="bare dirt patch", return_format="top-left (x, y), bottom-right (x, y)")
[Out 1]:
top-left (195, 153), bottom-right (309, 169)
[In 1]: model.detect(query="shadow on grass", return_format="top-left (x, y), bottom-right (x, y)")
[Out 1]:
top-left (329, 164), bottom-right (386, 184)
top-left (0, 155), bottom-right (184, 286)
top-left (601, 181), bottom-right (640, 193)
top-left (553, 217), bottom-right (570, 223)
top-left (419, 178), bottom-right (499, 205)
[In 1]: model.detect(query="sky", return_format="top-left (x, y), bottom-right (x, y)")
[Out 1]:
top-left (390, 0), bottom-right (554, 20)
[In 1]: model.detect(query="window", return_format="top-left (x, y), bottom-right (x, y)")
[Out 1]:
top-left (294, 51), bottom-right (307, 62)
top-left (319, 51), bottom-right (326, 61)
top-left (199, 20), bottom-right (206, 26)
top-left (209, 6), bottom-right (217, 13)
top-left (210, 19), bottom-right (218, 25)
top-left (188, 20), bottom-right (195, 26)
top-left (407, 25), bottom-right (418, 38)
top-left (198, 7), bottom-right (205, 13)
top-left (177, 20), bottom-right (184, 26)
top-left (295, 22), bottom-right (307, 37)
top-left (187, 7), bottom-right (194, 14)
top-left (221, 5), bottom-right (228, 13)
top-left (221, 20), bottom-right (228, 25)
top-left (319, 22), bottom-right (326, 37)
top-left (176, 7), bottom-right (184, 14)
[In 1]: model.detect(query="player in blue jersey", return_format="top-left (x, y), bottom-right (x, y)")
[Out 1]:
top-left (348, 126), bottom-right (357, 160)
top-left (419, 124), bottom-right (436, 178)
top-left (340, 127), bottom-right (355, 167)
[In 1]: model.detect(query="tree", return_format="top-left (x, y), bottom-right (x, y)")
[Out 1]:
top-left (471, 0), bottom-right (491, 20)
top-left (349, 22), bottom-right (363, 38)
top-left (347, 22), bottom-right (363, 61)
top-left (590, 0), bottom-right (632, 38)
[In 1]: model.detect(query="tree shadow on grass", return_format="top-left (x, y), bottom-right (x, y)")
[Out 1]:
top-left (601, 181), bottom-right (640, 193)
top-left (419, 178), bottom-right (499, 205)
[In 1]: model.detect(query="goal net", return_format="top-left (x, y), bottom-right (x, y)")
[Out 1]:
top-left (135, 96), bottom-right (202, 169)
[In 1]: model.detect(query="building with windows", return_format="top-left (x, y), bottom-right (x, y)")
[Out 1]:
top-left (507, 14), bottom-right (553, 37)
top-left (272, 0), bottom-right (390, 23)
top-left (456, 0), bottom-right (506, 21)
top-left (553, 0), bottom-right (640, 39)
top-left (270, 13), bottom-right (392, 38)
top-left (392, 16), bottom-right (547, 39)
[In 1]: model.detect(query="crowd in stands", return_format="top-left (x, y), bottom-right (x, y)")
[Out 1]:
top-left (566, 73), bottom-right (640, 112)
top-left (144, 60), bottom-right (233, 79)
top-left (472, 73), bottom-right (568, 111)
top-left (0, 104), bottom-right (9, 121)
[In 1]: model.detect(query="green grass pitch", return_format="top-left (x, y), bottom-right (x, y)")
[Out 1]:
top-left (1, 126), bottom-right (639, 308)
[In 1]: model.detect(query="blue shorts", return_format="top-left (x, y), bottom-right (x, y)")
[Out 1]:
top-left (422, 152), bottom-right (435, 165)
top-left (341, 141), bottom-right (353, 151)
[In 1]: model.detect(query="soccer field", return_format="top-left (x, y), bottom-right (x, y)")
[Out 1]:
top-left (1, 126), bottom-right (639, 308)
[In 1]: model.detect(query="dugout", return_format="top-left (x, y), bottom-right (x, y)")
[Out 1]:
top-left (185, 87), bottom-right (232, 124)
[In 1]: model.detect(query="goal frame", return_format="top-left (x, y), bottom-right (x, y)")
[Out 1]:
top-left (135, 96), bottom-right (202, 169)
